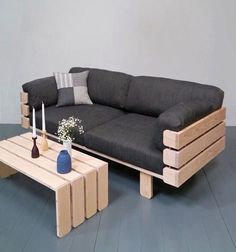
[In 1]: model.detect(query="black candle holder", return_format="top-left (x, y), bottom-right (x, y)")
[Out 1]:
top-left (32, 137), bottom-right (40, 158)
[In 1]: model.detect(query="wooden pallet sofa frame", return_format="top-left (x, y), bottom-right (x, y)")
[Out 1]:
top-left (20, 91), bottom-right (225, 199)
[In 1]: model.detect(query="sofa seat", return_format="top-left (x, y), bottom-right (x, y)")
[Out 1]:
top-left (35, 104), bottom-right (126, 145)
top-left (84, 113), bottom-right (164, 174)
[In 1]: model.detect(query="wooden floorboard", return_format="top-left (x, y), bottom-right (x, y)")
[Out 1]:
top-left (0, 125), bottom-right (236, 252)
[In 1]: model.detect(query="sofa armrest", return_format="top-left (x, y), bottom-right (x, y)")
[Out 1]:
top-left (22, 76), bottom-right (58, 110)
top-left (153, 101), bottom-right (215, 150)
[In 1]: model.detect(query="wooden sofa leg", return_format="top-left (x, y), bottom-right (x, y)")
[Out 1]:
top-left (140, 172), bottom-right (153, 199)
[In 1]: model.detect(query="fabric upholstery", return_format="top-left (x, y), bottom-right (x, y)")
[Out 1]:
top-left (69, 67), bottom-right (131, 109)
top-left (54, 71), bottom-right (93, 107)
top-left (22, 76), bottom-right (58, 110)
top-left (84, 113), bottom-right (164, 174)
top-left (153, 101), bottom-right (214, 150)
top-left (33, 104), bottom-right (125, 145)
top-left (125, 76), bottom-right (224, 117)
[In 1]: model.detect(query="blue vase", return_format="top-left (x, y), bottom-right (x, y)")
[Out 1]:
top-left (57, 150), bottom-right (72, 174)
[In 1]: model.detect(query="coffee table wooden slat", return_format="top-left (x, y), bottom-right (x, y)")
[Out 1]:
top-left (0, 139), bottom-right (85, 227)
top-left (17, 134), bottom-right (97, 219)
top-left (23, 132), bottom-right (108, 211)
top-left (0, 147), bottom-right (71, 238)
top-left (21, 133), bottom-right (102, 218)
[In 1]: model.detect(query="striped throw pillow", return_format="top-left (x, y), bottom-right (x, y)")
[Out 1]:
top-left (54, 71), bottom-right (93, 107)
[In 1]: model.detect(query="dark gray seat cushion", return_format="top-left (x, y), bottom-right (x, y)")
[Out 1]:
top-left (125, 76), bottom-right (224, 117)
top-left (22, 76), bottom-right (58, 110)
top-left (33, 104), bottom-right (126, 145)
top-left (153, 101), bottom-right (214, 150)
top-left (69, 67), bottom-right (131, 109)
top-left (84, 113), bottom-right (164, 174)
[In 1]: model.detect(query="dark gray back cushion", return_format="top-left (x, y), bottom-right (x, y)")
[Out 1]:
top-left (125, 76), bottom-right (224, 117)
top-left (69, 67), bottom-right (131, 109)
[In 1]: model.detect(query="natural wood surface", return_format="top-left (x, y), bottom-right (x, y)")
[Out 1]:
top-left (0, 162), bottom-right (17, 178)
top-left (55, 184), bottom-right (72, 237)
top-left (21, 104), bottom-right (30, 116)
top-left (140, 172), bottom-right (153, 199)
top-left (19, 133), bottom-right (98, 218)
top-left (163, 136), bottom-right (225, 187)
top-left (21, 117), bottom-right (30, 129)
top-left (0, 139), bottom-right (85, 227)
top-left (163, 122), bottom-right (226, 168)
top-left (20, 91), bottom-right (28, 104)
top-left (163, 108), bottom-right (226, 150)
top-left (43, 133), bottom-right (109, 210)
top-left (0, 147), bottom-right (67, 190)
top-left (22, 132), bottom-right (107, 212)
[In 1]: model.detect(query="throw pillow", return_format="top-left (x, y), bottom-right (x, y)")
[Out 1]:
top-left (54, 71), bottom-right (93, 107)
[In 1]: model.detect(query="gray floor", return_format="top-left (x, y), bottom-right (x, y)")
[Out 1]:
top-left (0, 124), bottom-right (236, 252)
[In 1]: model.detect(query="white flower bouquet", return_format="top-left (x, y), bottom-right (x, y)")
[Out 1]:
top-left (57, 116), bottom-right (84, 142)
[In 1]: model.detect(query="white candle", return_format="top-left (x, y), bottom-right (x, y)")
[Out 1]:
top-left (32, 107), bottom-right (36, 138)
top-left (42, 102), bottom-right (46, 131)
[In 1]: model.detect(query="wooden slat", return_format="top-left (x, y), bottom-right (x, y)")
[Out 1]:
top-left (71, 178), bottom-right (85, 226)
top-left (21, 117), bottom-right (30, 129)
top-left (140, 172), bottom-right (153, 199)
top-left (3, 138), bottom-right (85, 227)
top-left (20, 91), bottom-right (28, 104)
top-left (19, 133), bottom-right (97, 218)
top-left (163, 122), bottom-right (226, 168)
top-left (163, 107), bottom-right (226, 150)
top-left (163, 136), bottom-right (225, 187)
top-left (22, 132), bottom-right (104, 213)
top-left (0, 161), bottom-right (17, 178)
top-left (21, 104), bottom-right (30, 116)
top-left (55, 184), bottom-right (71, 237)
top-left (0, 147), bottom-right (66, 190)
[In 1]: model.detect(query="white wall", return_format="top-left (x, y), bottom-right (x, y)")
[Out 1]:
top-left (0, 0), bottom-right (235, 125)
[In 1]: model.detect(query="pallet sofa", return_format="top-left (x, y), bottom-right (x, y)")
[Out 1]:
top-left (20, 67), bottom-right (225, 199)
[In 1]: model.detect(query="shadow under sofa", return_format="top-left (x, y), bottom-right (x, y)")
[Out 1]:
top-left (21, 67), bottom-right (226, 199)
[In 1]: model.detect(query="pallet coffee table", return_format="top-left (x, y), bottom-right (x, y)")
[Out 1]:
top-left (0, 132), bottom-right (108, 238)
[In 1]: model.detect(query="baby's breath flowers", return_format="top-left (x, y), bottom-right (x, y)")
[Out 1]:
top-left (57, 116), bottom-right (84, 142)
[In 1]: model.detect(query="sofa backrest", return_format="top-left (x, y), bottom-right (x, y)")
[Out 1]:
top-left (69, 67), bottom-right (131, 109)
top-left (124, 76), bottom-right (224, 117)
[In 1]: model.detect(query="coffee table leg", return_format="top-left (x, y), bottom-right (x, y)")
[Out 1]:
top-left (0, 162), bottom-right (18, 178)
top-left (55, 183), bottom-right (71, 238)
top-left (97, 164), bottom-right (109, 211)
top-left (71, 177), bottom-right (85, 227)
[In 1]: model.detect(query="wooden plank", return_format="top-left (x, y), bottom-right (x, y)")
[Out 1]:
top-left (38, 135), bottom-right (108, 208)
top-left (140, 172), bottom-right (153, 199)
top-left (0, 161), bottom-right (17, 178)
top-left (163, 122), bottom-right (226, 168)
top-left (0, 147), bottom-right (66, 191)
top-left (18, 133), bottom-right (97, 218)
top-left (21, 117), bottom-right (30, 129)
top-left (2, 138), bottom-right (85, 227)
top-left (55, 184), bottom-right (71, 237)
top-left (71, 178), bottom-right (85, 226)
top-left (73, 164), bottom-right (97, 218)
top-left (20, 91), bottom-right (28, 104)
top-left (163, 136), bottom-right (225, 187)
top-left (96, 164), bottom-right (108, 210)
top-left (163, 107), bottom-right (226, 150)
top-left (22, 132), bottom-right (99, 215)
top-left (21, 104), bottom-right (30, 116)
